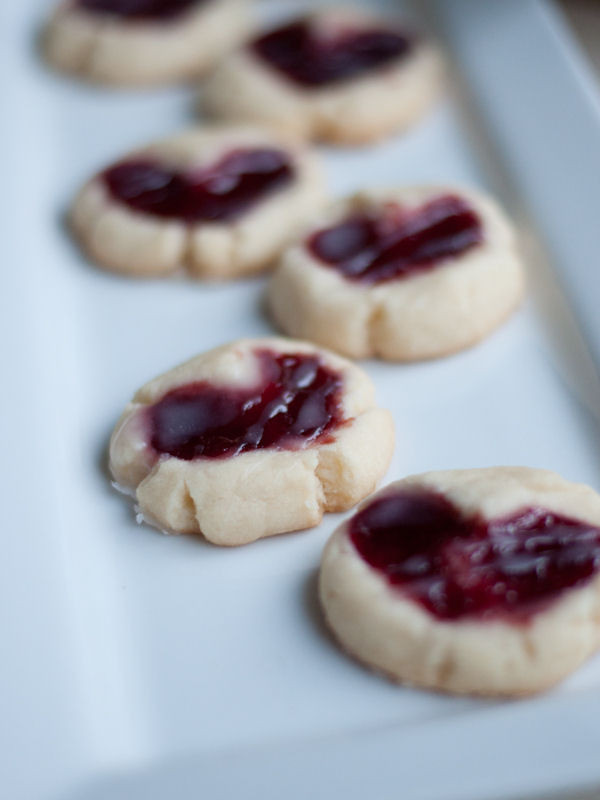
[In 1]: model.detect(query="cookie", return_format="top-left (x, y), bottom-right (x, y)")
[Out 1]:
top-left (268, 186), bottom-right (525, 361)
top-left (202, 7), bottom-right (442, 144)
top-left (320, 467), bottom-right (600, 696)
top-left (44, 0), bottom-right (251, 87)
top-left (70, 126), bottom-right (326, 279)
top-left (109, 337), bottom-right (394, 545)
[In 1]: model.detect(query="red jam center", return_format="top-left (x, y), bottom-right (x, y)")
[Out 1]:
top-left (309, 195), bottom-right (483, 284)
top-left (77, 0), bottom-right (204, 21)
top-left (252, 20), bottom-right (412, 88)
top-left (102, 149), bottom-right (294, 223)
top-left (148, 350), bottom-right (345, 460)
top-left (350, 489), bottom-right (600, 621)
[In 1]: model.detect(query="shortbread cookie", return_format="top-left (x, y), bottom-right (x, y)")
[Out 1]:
top-left (109, 338), bottom-right (394, 545)
top-left (268, 186), bottom-right (525, 360)
top-left (320, 467), bottom-right (600, 696)
top-left (44, 0), bottom-right (251, 86)
top-left (203, 8), bottom-right (442, 144)
top-left (71, 126), bottom-right (325, 278)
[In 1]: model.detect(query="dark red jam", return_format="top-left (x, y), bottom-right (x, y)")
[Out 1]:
top-left (102, 149), bottom-right (294, 223)
top-left (148, 350), bottom-right (345, 460)
top-left (252, 19), bottom-right (412, 88)
top-left (77, 0), bottom-right (204, 21)
top-left (309, 195), bottom-right (483, 284)
top-left (349, 489), bottom-right (600, 621)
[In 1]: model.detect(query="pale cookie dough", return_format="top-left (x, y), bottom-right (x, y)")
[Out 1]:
top-left (44, 0), bottom-right (251, 87)
top-left (109, 337), bottom-right (394, 545)
top-left (70, 126), bottom-right (326, 279)
top-left (202, 7), bottom-right (442, 144)
top-left (268, 185), bottom-right (525, 361)
top-left (320, 467), bottom-right (600, 697)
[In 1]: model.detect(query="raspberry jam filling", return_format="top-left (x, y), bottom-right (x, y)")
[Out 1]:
top-left (252, 19), bottom-right (412, 88)
top-left (148, 350), bottom-right (345, 460)
top-left (349, 489), bottom-right (600, 621)
top-left (309, 195), bottom-right (483, 284)
top-left (77, 0), bottom-right (204, 21)
top-left (102, 149), bottom-right (294, 223)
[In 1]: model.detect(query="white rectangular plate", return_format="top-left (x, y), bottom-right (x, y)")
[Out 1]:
top-left (3, 1), bottom-right (600, 798)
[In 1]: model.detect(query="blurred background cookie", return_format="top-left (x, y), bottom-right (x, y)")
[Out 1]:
top-left (44, 0), bottom-right (251, 86)
top-left (268, 185), bottom-right (525, 360)
top-left (203, 6), bottom-right (442, 144)
top-left (71, 125), bottom-right (326, 278)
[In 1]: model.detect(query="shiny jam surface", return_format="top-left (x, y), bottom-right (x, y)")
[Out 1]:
top-left (349, 489), bottom-right (600, 621)
top-left (102, 149), bottom-right (294, 223)
top-left (309, 195), bottom-right (483, 284)
top-left (252, 19), bottom-right (412, 88)
top-left (148, 350), bottom-right (345, 460)
top-left (77, 0), bottom-right (203, 20)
